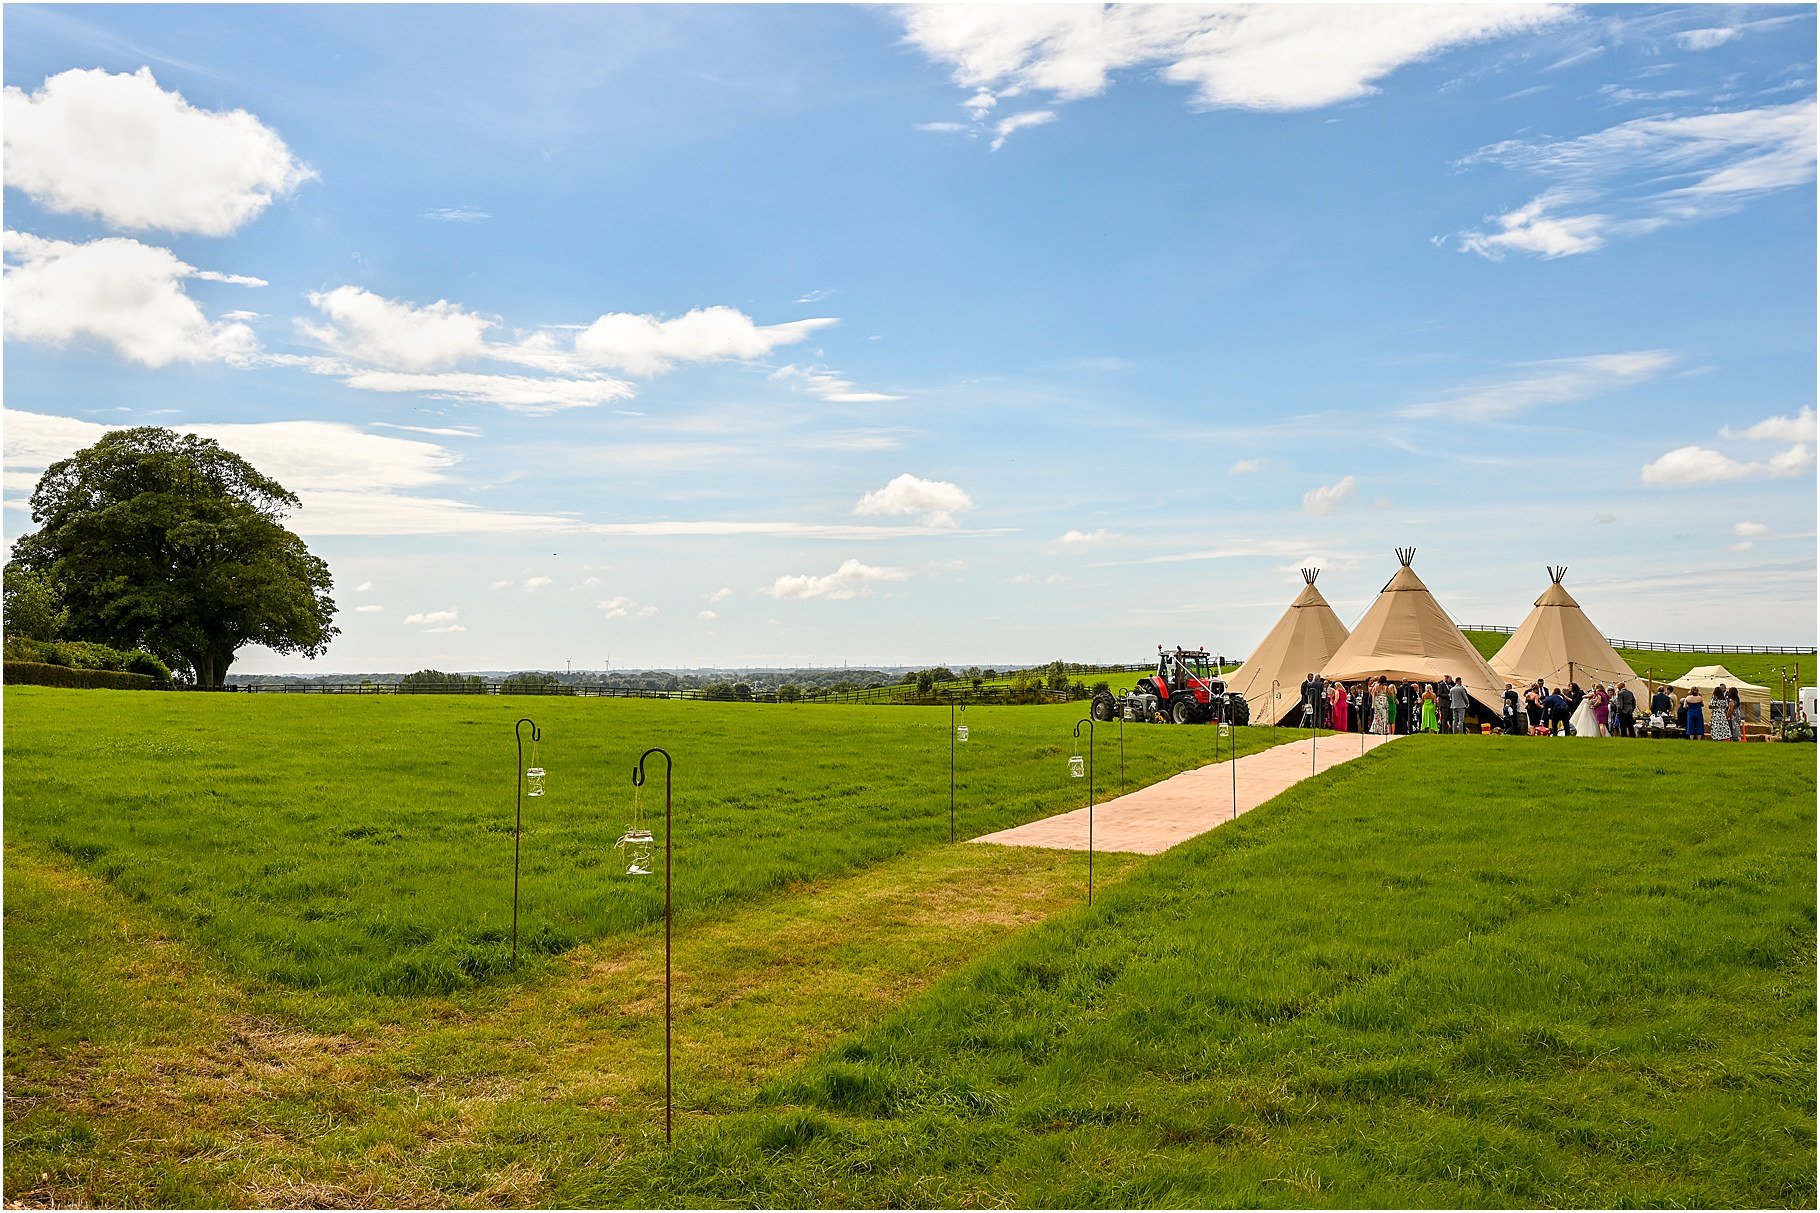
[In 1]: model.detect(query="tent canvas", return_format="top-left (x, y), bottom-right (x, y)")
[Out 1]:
top-left (1491, 567), bottom-right (1641, 690)
top-left (1666, 664), bottom-right (1774, 721)
top-left (1224, 570), bottom-right (1351, 725)
top-left (1320, 548), bottom-right (1505, 714)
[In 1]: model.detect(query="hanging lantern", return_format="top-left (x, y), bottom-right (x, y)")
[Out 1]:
top-left (956, 724), bottom-right (970, 742)
top-left (1069, 754), bottom-right (1085, 778)
top-left (616, 827), bottom-right (655, 876)
top-left (525, 766), bottom-right (547, 797)
top-left (1218, 723), bottom-right (1230, 739)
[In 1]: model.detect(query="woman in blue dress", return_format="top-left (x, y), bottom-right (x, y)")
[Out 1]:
top-left (1684, 688), bottom-right (1707, 740)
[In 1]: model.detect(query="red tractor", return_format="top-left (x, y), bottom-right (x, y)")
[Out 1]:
top-left (1092, 646), bottom-right (1250, 726)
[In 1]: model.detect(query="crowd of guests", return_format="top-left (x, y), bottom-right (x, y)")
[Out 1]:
top-left (1500, 678), bottom-right (1749, 740)
top-left (1295, 673), bottom-right (1473, 735)
top-left (1293, 672), bottom-right (1752, 741)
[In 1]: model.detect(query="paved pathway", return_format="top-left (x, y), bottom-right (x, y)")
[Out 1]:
top-left (971, 733), bottom-right (1404, 856)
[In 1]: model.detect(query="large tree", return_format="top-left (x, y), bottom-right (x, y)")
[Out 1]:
top-left (13, 427), bottom-right (338, 688)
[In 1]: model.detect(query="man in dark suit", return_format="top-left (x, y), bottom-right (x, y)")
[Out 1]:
top-left (1614, 682), bottom-right (1638, 737)
top-left (1299, 672), bottom-right (1325, 728)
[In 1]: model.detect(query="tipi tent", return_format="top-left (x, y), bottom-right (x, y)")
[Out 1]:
top-left (1667, 665), bottom-right (1774, 722)
top-left (1225, 569), bottom-right (1352, 725)
top-left (1491, 567), bottom-right (1641, 690)
top-left (1320, 548), bottom-right (1504, 713)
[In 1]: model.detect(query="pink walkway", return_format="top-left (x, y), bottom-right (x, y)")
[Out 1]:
top-left (971, 733), bottom-right (1404, 856)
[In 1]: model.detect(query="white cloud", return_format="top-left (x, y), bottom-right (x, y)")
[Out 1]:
top-left (423, 207), bottom-right (490, 222)
top-left (404, 609), bottom-right (460, 627)
top-left (1229, 458), bottom-right (1263, 474)
top-left (767, 558), bottom-right (909, 601)
top-left (595, 596), bottom-right (658, 620)
top-left (1641, 444), bottom-right (1814, 484)
top-left (491, 580), bottom-right (513, 589)
top-left (1727, 541), bottom-right (1754, 552)
top-left (1733, 521), bottom-right (1770, 538)
top-left (1456, 191), bottom-right (1617, 260)
top-left (1, 408), bottom-right (579, 537)
top-left (523, 576), bottom-right (553, 592)
top-left (1721, 406), bottom-right (1817, 444)
top-left (698, 610), bottom-right (718, 622)
top-left (705, 586), bottom-right (733, 602)
top-left (301, 286), bottom-right (494, 371)
top-left (900, 4), bottom-right (1566, 134)
top-left (426, 625), bottom-right (465, 634)
top-left (1675, 27), bottom-right (1738, 51)
top-left (1592, 512), bottom-right (1617, 525)
top-left (1301, 475), bottom-right (1358, 516)
top-left (575, 306), bottom-right (835, 376)
top-left (853, 473), bottom-right (973, 527)
top-left (355, 604), bottom-right (385, 614)
top-left (1401, 350), bottom-right (1674, 420)
top-left (353, 581), bottom-right (374, 592)
top-left (335, 369), bottom-right (634, 413)
top-left (771, 363), bottom-right (903, 403)
top-left (990, 109), bottom-right (1056, 151)
top-left (1456, 100), bottom-right (1817, 258)
top-left (3, 67), bottom-right (313, 236)
top-left (1057, 528), bottom-right (1119, 546)
top-left (4, 232), bottom-right (259, 366)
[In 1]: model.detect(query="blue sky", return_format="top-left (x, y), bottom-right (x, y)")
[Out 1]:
top-left (4, 3), bottom-right (1814, 674)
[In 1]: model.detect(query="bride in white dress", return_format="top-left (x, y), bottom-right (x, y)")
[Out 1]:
top-left (1568, 692), bottom-right (1600, 738)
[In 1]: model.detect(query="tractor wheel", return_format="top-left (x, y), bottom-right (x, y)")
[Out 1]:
top-left (1091, 692), bottom-right (1116, 723)
top-left (1228, 695), bottom-right (1251, 727)
top-left (1171, 697), bottom-right (1195, 725)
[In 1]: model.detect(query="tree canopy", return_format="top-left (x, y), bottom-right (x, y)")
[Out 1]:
top-left (12, 427), bottom-right (337, 688)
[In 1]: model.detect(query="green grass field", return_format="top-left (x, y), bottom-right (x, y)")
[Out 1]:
top-left (5, 688), bottom-right (1813, 1207)
top-left (2, 688), bottom-right (1273, 1004)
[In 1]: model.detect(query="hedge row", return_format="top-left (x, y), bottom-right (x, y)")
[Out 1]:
top-left (2, 636), bottom-right (172, 681)
top-left (3, 661), bottom-right (162, 691)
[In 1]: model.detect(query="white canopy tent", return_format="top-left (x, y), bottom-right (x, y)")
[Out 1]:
top-left (1666, 664), bottom-right (1774, 722)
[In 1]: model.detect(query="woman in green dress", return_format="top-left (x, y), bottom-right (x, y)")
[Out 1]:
top-left (1420, 684), bottom-right (1439, 733)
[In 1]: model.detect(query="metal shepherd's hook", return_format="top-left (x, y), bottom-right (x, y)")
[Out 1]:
top-left (512, 716), bottom-right (539, 966)
top-left (1074, 716), bottom-right (1095, 906)
top-left (633, 746), bottom-right (675, 1145)
top-left (949, 692), bottom-right (959, 843)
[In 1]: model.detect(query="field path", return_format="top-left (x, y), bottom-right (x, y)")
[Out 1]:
top-left (972, 732), bottom-right (1403, 855)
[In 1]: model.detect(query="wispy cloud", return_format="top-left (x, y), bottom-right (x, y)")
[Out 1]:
top-left (902, 4), bottom-right (1567, 146)
top-left (1400, 350), bottom-right (1674, 420)
top-left (423, 206), bottom-right (490, 222)
top-left (990, 109), bottom-right (1055, 151)
top-left (1455, 99), bottom-right (1817, 259)
top-left (771, 363), bottom-right (903, 403)
top-left (1301, 475), bottom-right (1358, 516)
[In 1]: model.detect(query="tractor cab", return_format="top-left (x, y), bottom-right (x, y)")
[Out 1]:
top-left (1156, 647), bottom-right (1225, 704)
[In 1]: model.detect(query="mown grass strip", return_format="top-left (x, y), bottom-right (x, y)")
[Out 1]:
top-left (5, 832), bottom-right (1142, 1206)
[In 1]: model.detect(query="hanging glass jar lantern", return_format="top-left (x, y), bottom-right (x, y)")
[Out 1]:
top-left (616, 827), bottom-right (655, 876)
top-left (956, 724), bottom-right (970, 742)
top-left (525, 766), bottom-right (546, 797)
top-left (1069, 754), bottom-right (1085, 778)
